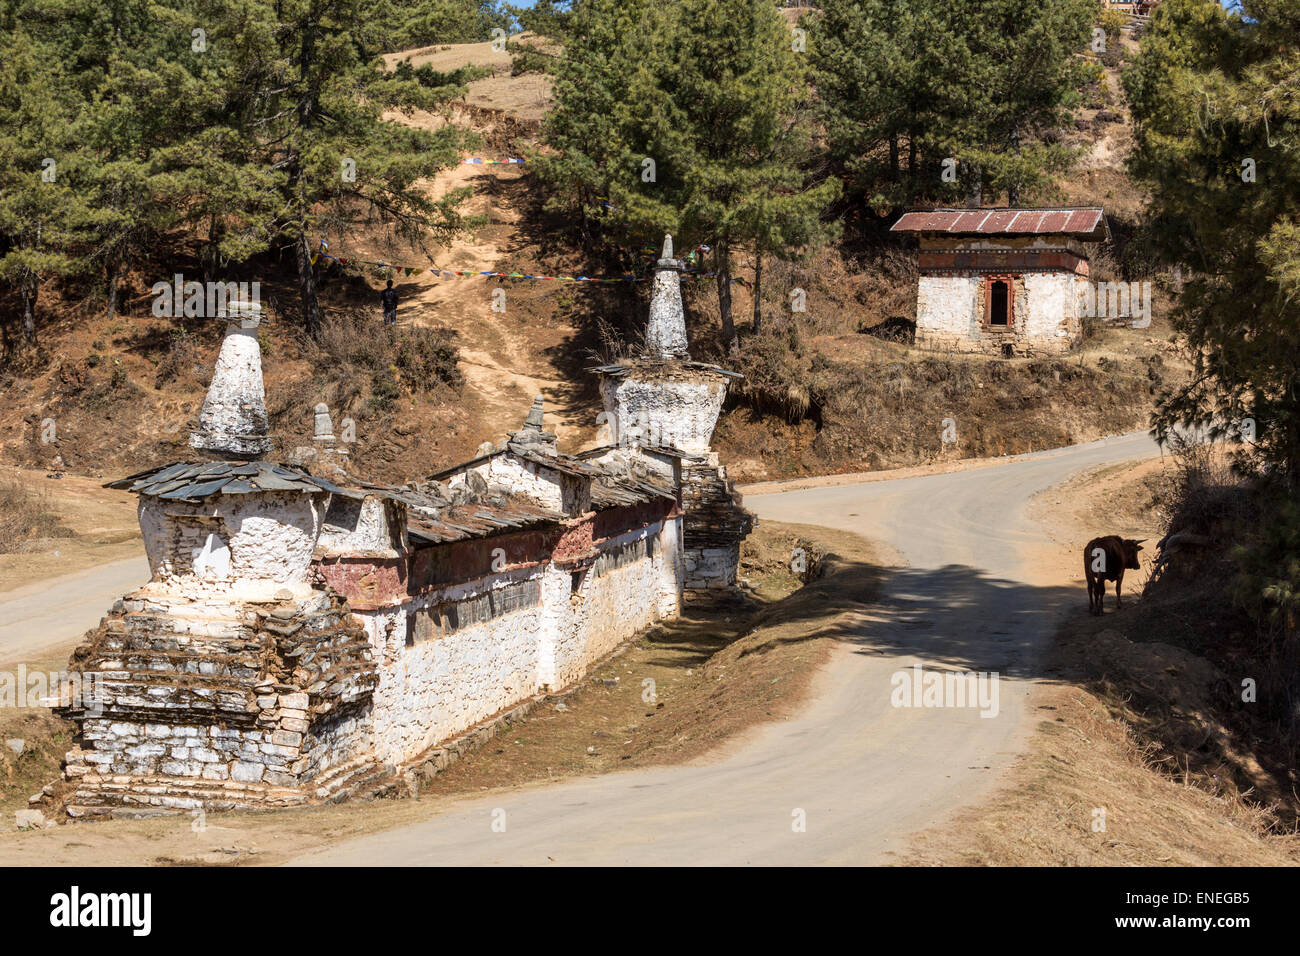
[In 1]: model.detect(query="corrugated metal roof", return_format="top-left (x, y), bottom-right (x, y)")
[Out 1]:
top-left (106, 460), bottom-right (345, 502)
top-left (891, 207), bottom-right (1108, 240)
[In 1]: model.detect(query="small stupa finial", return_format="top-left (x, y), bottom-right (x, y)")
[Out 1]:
top-left (524, 394), bottom-right (545, 431)
top-left (313, 402), bottom-right (334, 440)
top-left (189, 299), bottom-right (271, 460)
top-left (645, 235), bottom-right (688, 359)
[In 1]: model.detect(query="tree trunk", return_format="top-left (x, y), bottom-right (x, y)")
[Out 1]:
top-left (1007, 128), bottom-right (1021, 206)
top-left (715, 243), bottom-right (737, 356)
top-left (296, 232), bottom-right (324, 338)
top-left (907, 136), bottom-right (917, 201)
top-left (21, 269), bottom-right (36, 345)
top-left (106, 248), bottom-right (123, 322)
top-left (752, 245), bottom-right (763, 335)
top-left (204, 214), bottom-right (225, 283)
top-left (967, 164), bottom-right (984, 208)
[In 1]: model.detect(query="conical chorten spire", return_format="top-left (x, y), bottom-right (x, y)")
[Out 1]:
top-left (645, 233), bottom-right (689, 359)
top-left (189, 300), bottom-right (271, 459)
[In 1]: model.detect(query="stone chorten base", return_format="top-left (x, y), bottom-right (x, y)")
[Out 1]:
top-left (46, 587), bottom-right (389, 820)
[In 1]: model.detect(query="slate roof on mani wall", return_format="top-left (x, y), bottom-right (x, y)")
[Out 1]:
top-left (891, 208), bottom-right (1108, 241)
top-left (590, 474), bottom-right (677, 509)
top-left (106, 460), bottom-right (346, 502)
top-left (425, 441), bottom-right (607, 484)
top-left (345, 478), bottom-right (568, 545)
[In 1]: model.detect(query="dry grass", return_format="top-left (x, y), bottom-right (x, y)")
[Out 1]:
top-left (0, 478), bottom-right (71, 554)
top-left (904, 684), bottom-right (1299, 866)
top-left (714, 338), bottom-right (1173, 482)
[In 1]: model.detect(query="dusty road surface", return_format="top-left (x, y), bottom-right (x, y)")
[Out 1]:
top-left (0, 557), bottom-right (150, 669)
top-left (294, 430), bottom-right (1162, 866)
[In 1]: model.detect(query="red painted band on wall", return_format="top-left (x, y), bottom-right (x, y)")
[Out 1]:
top-left (918, 250), bottom-right (1088, 275)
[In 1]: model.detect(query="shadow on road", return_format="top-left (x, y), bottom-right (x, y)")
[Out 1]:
top-left (727, 550), bottom-right (1082, 680)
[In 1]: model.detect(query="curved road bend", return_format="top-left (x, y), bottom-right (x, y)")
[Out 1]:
top-left (0, 556), bottom-right (150, 670)
top-left (283, 430), bottom-right (1159, 865)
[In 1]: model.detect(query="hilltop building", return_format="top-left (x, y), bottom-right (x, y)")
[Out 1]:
top-left (891, 207), bottom-right (1109, 357)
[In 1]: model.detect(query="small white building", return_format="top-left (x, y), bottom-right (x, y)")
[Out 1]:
top-left (891, 208), bottom-right (1109, 356)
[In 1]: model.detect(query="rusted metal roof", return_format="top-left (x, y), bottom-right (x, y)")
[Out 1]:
top-left (891, 208), bottom-right (1108, 240)
top-left (106, 460), bottom-right (345, 502)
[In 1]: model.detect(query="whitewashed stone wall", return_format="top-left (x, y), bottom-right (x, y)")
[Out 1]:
top-left (137, 491), bottom-right (325, 599)
top-left (916, 272), bottom-right (1085, 355)
top-left (359, 567), bottom-right (546, 766)
top-left (360, 517), bottom-right (680, 766)
top-left (1022, 272), bottom-right (1086, 344)
top-left (599, 374), bottom-right (728, 456)
top-left (319, 494), bottom-right (404, 556)
top-left (553, 523), bottom-right (669, 688)
top-left (448, 454), bottom-right (590, 514)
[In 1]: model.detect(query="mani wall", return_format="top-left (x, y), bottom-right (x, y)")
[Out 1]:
top-left (42, 238), bottom-right (752, 821)
top-left (48, 414), bottom-right (685, 819)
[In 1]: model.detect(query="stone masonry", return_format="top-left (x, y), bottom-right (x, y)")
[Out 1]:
top-left (594, 234), bottom-right (753, 591)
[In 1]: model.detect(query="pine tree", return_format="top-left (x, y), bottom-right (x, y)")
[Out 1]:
top-left (536, 0), bottom-right (837, 354)
top-left (810, 0), bottom-right (1093, 214)
top-left (0, 25), bottom-right (91, 346)
top-left (196, 0), bottom-right (472, 336)
top-left (1125, 0), bottom-right (1300, 479)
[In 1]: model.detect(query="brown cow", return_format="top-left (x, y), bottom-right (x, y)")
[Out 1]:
top-left (1084, 536), bottom-right (1144, 615)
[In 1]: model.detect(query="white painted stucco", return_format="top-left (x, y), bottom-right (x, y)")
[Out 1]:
top-left (600, 375), bottom-right (727, 456)
top-left (137, 491), bottom-right (326, 598)
top-left (916, 272), bottom-right (1086, 355)
top-left (360, 516), bottom-right (682, 766)
top-left (190, 314), bottom-right (270, 458)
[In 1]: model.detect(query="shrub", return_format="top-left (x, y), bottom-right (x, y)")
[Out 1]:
top-left (154, 326), bottom-right (198, 388)
top-left (0, 478), bottom-right (71, 553)
top-left (314, 311), bottom-right (462, 398)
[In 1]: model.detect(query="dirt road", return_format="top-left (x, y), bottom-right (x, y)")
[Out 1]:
top-left (0, 556), bottom-right (149, 669)
top-left (293, 430), bottom-right (1163, 865)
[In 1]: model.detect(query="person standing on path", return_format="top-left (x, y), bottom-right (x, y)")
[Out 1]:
top-left (381, 279), bottom-right (398, 326)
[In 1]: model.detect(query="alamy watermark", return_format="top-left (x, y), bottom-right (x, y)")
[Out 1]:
top-left (151, 274), bottom-right (261, 320)
top-left (890, 665), bottom-right (1000, 718)
top-left (1080, 280), bottom-right (1151, 329)
top-left (1, 666), bottom-right (106, 716)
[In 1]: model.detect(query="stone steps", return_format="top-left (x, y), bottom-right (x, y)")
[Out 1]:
top-left (63, 754), bottom-right (396, 819)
